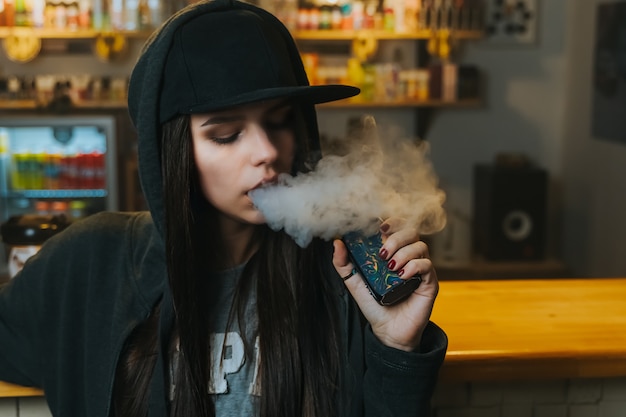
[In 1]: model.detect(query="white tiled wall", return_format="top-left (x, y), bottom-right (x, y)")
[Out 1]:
top-left (433, 377), bottom-right (626, 417)
top-left (0, 399), bottom-right (16, 417)
top-left (1, 377), bottom-right (625, 416)
top-left (0, 397), bottom-right (50, 417)
top-left (18, 398), bottom-right (52, 417)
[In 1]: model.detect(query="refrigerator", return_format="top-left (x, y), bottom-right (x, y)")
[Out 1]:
top-left (0, 115), bottom-right (118, 276)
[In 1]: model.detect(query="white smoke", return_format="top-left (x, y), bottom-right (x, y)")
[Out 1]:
top-left (249, 116), bottom-right (447, 247)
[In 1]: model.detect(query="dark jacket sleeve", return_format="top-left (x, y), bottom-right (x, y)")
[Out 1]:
top-left (362, 321), bottom-right (447, 417)
top-left (0, 213), bottom-right (140, 395)
top-left (0, 212), bottom-right (164, 417)
top-left (0, 261), bottom-right (45, 388)
top-left (0, 213), bottom-right (133, 391)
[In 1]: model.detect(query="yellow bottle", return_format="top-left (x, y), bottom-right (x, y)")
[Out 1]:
top-left (347, 58), bottom-right (365, 101)
top-left (0, 129), bottom-right (9, 191)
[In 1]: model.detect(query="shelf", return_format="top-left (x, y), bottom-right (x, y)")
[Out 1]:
top-left (318, 98), bottom-right (482, 108)
top-left (0, 27), bottom-right (153, 39)
top-left (0, 99), bottom-right (128, 110)
top-left (0, 27), bottom-right (484, 41)
top-left (0, 25), bottom-right (484, 139)
top-left (293, 29), bottom-right (484, 41)
top-left (3, 189), bottom-right (108, 199)
top-left (0, 98), bottom-right (480, 111)
top-left (317, 98), bottom-right (482, 138)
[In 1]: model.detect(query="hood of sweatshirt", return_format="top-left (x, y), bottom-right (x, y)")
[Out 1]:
top-left (127, 0), bottom-right (359, 236)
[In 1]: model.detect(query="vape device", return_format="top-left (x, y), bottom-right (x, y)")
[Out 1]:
top-left (342, 231), bottom-right (422, 306)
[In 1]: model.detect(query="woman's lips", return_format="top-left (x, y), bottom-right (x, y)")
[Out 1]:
top-left (249, 175), bottom-right (278, 195)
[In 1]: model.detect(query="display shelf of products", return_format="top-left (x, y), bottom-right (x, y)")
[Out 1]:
top-left (0, 116), bottom-right (118, 223)
top-left (2, 189), bottom-right (107, 199)
top-left (0, 99), bottom-right (128, 109)
top-left (290, 1), bottom-right (485, 137)
top-left (319, 97), bottom-right (481, 108)
top-left (303, 54), bottom-right (482, 122)
top-left (0, 1), bottom-right (485, 136)
top-left (0, 98), bottom-right (482, 110)
top-left (293, 28), bottom-right (484, 41)
top-left (0, 27), bottom-right (153, 38)
top-left (0, 27), bottom-right (484, 41)
top-left (0, 0), bottom-right (177, 32)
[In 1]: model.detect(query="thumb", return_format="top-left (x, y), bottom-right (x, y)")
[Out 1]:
top-left (332, 240), bottom-right (381, 312)
top-left (332, 239), bottom-right (353, 277)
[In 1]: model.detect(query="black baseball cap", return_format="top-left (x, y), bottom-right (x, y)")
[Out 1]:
top-left (158, 7), bottom-right (359, 123)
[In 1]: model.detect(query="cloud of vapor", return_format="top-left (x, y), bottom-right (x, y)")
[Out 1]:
top-left (249, 115), bottom-right (447, 248)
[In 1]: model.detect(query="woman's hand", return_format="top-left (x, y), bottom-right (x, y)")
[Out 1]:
top-left (332, 218), bottom-right (439, 352)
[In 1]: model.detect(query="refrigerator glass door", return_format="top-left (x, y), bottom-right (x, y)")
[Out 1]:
top-left (0, 115), bottom-right (118, 278)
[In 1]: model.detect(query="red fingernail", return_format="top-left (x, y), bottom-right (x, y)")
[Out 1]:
top-left (380, 223), bottom-right (390, 233)
top-left (379, 248), bottom-right (388, 260)
top-left (388, 259), bottom-right (396, 270)
top-left (398, 269), bottom-right (405, 277)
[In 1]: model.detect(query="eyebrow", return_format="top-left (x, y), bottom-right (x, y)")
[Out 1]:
top-left (200, 115), bottom-right (244, 126)
top-left (200, 100), bottom-right (292, 127)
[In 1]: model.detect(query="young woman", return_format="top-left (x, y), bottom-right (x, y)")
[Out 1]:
top-left (0, 1), bottom-right (447, 416)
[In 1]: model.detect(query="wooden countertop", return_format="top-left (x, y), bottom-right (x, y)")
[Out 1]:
top-left (0, 381), bottom-right (42, 397)
top-left (432, 277), bottom-right (626, 382)
top-left (2, 277), bottom-right (626, 397)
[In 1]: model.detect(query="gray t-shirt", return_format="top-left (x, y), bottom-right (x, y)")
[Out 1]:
top-left (169, 263), bottom-right (260, 415)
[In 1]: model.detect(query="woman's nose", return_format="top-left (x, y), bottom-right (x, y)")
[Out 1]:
top-left (249, 125), bottom-right (278, 165)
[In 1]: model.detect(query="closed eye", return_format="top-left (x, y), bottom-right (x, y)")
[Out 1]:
top-left (209, 131), bottom-right (241, 145)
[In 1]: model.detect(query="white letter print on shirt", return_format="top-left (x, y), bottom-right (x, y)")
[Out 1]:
top-left (208, 332), bottom-right (261, 395)
top-left (208, 332), bottom-right (244, 394)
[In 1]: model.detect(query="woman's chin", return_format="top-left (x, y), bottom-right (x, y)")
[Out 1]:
top-left (246, 210), bottom-right (267, 226)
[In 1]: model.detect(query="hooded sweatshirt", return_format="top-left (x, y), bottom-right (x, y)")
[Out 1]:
top-left (0, 1), bottom-right (447, 416)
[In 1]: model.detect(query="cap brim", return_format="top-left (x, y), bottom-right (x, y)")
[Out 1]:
top-left (184, 84), bottom-right (360, 114)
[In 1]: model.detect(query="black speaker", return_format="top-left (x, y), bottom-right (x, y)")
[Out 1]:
top-left (472, 164), bottom-right (548, 261)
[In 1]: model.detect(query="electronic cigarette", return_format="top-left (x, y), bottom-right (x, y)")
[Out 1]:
top-left (342, 230), bottom-right (422, 306)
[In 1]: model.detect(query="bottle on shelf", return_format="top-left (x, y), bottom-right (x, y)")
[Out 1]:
top-left (92, 149), bottom-right (106, 189)
top-left (330, 5), bottom-right (342, 30)
top-left (4, 0), bottom-right (16, 26)
top-left (92, 0), bottom-right (107, 29)
top-left (11, 152), bottom-right (25, 191)
top-left (77, 0), bottom-right (90, 28)
top-left (352, 1), bottom-right (364, 29)
top-left (43, 151), bottom-right (61, 189)
top-left (11, 150), bottom-right (36, 190)
top-left (76, 151), bottom-right (92, 189)
top-left (68, 199), bottom-right (87, 220)
top-left (66, 0), bottom-right (79, 29)
top-left (319, 4), bottom-right (331, 30)
top-left (110, 0), bottom-right (124, 30)
top-left (50, 200), bottom-right (68, 217)
top-left (35, 200), bottom-right (51, 215)
top-left (124, 0), bottom-right (139, 30)
top-left (147, 0), bottom-right (162, 29)
top-left (53, 1), bottom-right (67, 29)
top-left (58, 150), bottom-right (74, 189)
top-left (308, 6), bottom-right (319, 30)
top-left (32, 0), bottom-right (45, 27)
top-left (14, 0), bottom-right (28, 26)
top-left (137, 0), bottom-right (151, 29)
top-left (0, 128), bottom-right (9, 192)
top-left (43, 0), bottom-right (55, 27)
top-left (339, 1), bottom-right (352, 30)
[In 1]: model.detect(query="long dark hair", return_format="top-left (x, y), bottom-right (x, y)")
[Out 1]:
top-left (112, 107), bottom-right (342, 417)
